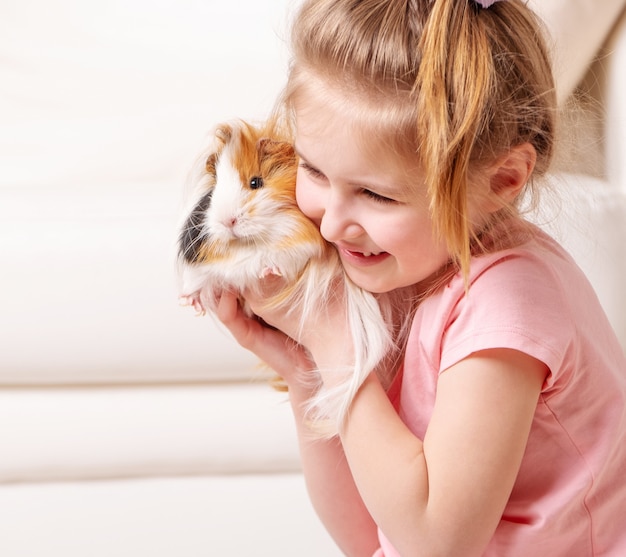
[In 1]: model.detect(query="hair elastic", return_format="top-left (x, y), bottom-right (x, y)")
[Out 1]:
top-left (473, 0), bottom-right (505, 8)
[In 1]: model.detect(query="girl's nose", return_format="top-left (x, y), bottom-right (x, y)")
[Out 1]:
top-left (319, 190), bottom-right (362, 243)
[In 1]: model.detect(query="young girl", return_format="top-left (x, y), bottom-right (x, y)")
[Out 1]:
top-left (213, 0), bottom-right (626, 555)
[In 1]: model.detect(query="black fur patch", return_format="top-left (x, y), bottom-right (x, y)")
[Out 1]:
top-left (179, 190), bottom-right (214, 263)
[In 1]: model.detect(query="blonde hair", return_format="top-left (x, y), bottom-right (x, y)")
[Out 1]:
top-left (278, 0), bottom-right (556, 277)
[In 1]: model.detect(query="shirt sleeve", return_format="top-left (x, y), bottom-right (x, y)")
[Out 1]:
top-left (438, 250), bottom-right (575, 384)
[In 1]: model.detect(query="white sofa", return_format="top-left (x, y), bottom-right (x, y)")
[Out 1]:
top-left (1, 1), bottom-right (625, 556)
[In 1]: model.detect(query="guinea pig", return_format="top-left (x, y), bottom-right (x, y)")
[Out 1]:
top-left (177, 119), bottom-right (393, 437)
top-left (178, 120), bottom-right (329, 315)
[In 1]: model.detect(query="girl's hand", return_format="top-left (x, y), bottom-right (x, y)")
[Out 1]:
top-left (213, 288), bottom-right (316, 388)
top-left (213, 277), bottom-right (355, 390)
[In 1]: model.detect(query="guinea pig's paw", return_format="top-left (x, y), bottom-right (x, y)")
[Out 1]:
top-left (179, 294), bottom-right (206, 316)
top-left (260, 266), bottom-right (283, 279)
top-left (179, 294), bottom-right (194, 307)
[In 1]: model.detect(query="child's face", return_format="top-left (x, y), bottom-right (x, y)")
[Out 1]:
top-left (294, 95), bottom-right (451, 294)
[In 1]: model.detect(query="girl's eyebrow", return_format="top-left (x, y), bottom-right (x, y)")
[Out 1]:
top-left (293, 144), bottom-right (310, 163)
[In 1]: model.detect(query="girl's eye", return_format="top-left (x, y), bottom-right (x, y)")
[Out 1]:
top-left (299, 162), bottom-right (325, 180)
top-left (362, 189), bottom-right (395, 204)
top-left (299, 159), bottom-right (396, 204)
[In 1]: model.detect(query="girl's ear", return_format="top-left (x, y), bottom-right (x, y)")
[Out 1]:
top-left (487, 142), bottom-right (537, 208)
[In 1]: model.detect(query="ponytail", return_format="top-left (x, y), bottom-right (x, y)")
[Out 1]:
top-left (415, 0), bottom-right (494, 275)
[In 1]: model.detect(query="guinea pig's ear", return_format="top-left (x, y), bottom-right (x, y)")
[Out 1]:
top-left (257, 137), bottom-right (296, 167)
top-left (205, 152), bottom-right (218, 177)
top-left (205, 123), bottom-right (233, 179)
top-left (214, 123), bottom-right (232, 146)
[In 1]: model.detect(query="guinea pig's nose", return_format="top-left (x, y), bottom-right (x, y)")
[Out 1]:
top-left (224, 216), bottom-right (238, 228)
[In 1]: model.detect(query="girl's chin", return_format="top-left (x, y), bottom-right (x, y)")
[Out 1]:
top-left (341, 265), bottom-right (399, 295)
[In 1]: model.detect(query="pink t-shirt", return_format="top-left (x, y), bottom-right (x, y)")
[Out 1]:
top-left (376, 230), bottom-right (626, 556)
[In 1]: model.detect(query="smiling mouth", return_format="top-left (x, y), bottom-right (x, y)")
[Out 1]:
top-left (342, 248), bottom-right (389, 262)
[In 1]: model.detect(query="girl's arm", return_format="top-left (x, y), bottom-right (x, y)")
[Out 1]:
top-left (288, 384), bottom-right (381, 556)
top-left (215, 290), bottom-right (380, 556)
top-left (324, 348), bottom-right (547, 557)
top-left (217, 288), bottom-right (547, 556)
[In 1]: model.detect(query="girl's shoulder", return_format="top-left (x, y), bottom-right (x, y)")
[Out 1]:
top-left (467, 226), bottom-right (581, 293)
top-left (414, 226), bottom-right (610, 377)
top-left (432, 226), bottom-right (581, 313)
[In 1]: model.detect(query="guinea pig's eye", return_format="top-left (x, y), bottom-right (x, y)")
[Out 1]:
top-left (249, 176), bottom-right (264, 190)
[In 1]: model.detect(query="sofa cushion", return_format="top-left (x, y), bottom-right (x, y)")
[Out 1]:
top-left (530, 173), bottom-right (626, 349)
top-left (0, 0), bottom-right (290, 190)
top-left (0, 383), bottom-right (298, 482)
top-left (0, 184), bottom-right (265, 383)
top-left (0, 0), bottom-right (291, 382)
top-left (0, 475), bottom-right (343, 557)
top-left (528, 0), bottom-right (626, 102)
top-left (600, 8), bottom-right (626, 187)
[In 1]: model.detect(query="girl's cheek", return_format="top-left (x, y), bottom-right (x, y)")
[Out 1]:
top-left (295, 172), bottom-right (323, 223)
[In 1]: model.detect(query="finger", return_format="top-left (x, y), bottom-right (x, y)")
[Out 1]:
top-left (214, 289), bottom-right (240, 324)
top-left (215, 290), bottom-right (258, 348)
top-left (215, 291), bottom-right (315, 380)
